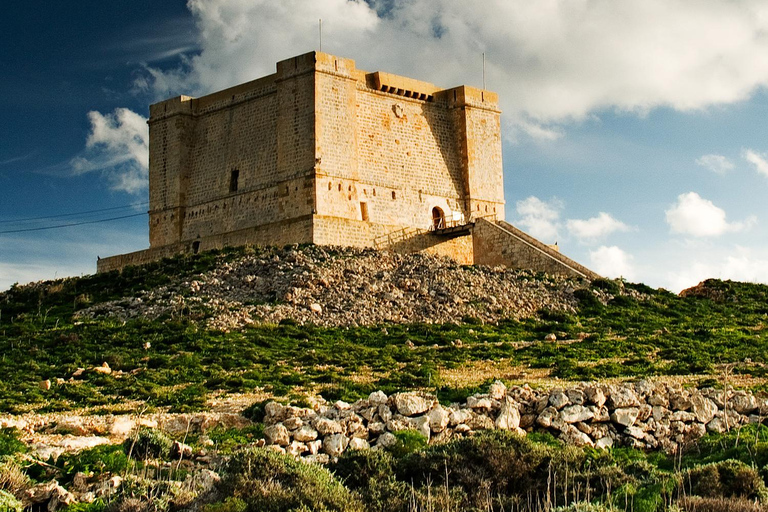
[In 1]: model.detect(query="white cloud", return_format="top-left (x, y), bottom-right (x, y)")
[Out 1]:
top-left (567, 212), bottom-right (630, 242)
top-left (742, 148), bottom-right (768, 177)
top-left (665, 192), bottom-right (755, 237)
top-left (134, 0), bottom-right (768, 133)
top-left (70, 108), bottom-right (149, 194)
top-left (589, 246), bottom-right (636, 280)
top-left (664, 247), bottom-right (768, 293)
top-left (696, 154), bottom-right (734, 174)
top-left (515, 196), bottom-right (562, 241)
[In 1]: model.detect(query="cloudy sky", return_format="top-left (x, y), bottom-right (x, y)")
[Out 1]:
top-left (2, 0), bottom-right (768, 292)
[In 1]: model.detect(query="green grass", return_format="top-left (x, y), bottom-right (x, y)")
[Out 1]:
top-left (1, 247), bottom-right (767, 413)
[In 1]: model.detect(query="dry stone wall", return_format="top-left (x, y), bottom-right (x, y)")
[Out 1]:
top-left (261, 381), bottom-right (768, 464)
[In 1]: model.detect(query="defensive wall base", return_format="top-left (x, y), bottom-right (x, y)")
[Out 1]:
top-left (97, 218), bottom-right (599, 280)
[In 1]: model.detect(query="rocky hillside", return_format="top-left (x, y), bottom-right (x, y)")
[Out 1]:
top-left (75, 245), bottom-right (601, 330)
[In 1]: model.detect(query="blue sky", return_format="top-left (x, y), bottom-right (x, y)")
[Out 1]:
top-left (2, 0), bottom-right (768, 292)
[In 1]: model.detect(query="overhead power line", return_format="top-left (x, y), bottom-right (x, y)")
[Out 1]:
top-left (0, 212), bottom-right (147, 234)
top-left (0, 202), bottom-right (148, 224)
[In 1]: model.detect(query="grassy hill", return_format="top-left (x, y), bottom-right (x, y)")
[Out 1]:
top-left (1, 244), bottom-right (768, 512)
top-left (1, 245), bottom-right (766, 414)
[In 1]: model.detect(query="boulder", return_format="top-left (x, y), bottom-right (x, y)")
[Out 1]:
top-left (611, 408), bottom-right (639, 427)
top-left (549, 390), bottom-right (570, 410)
top-left (560, 425), bottom-right (593, 447)
top-left (488, 380), bottom-right (507, 400)
top-left (323, 434), bottom-right (349, 457)
top-left (376, 432), bottom-right (397, 448)
top-left (313, 418), bottom-right (343, 436)
top-left (730, 392), bottom-right (758, 414)
top-left (394, 393), bottom-right (430, 416)
top-left (264, 424), bottom-right (290, 447)
top-left (690, 395), bottom-right (718, 424)
top-left (583, 386), bottom-right (606, 407)
top-left (427, 406), bottom-right (450, 433)
top-left (348, 438), bottom-right (370, 451)
top-left (293, 425), bottom-right (319, 442)
top-left (607, 387), bottom-right (639, 408)
top-left (368, 390), bottom-right (388, 405)
top-left (495, 398), bottom-right (521, 430)
top-left (560, 405), bottom-right (593, 424)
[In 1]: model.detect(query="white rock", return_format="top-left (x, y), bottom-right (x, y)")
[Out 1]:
top-left (549, 391), bottom-right (570, 410)
top-left (536, 407), bottom-right (558, 428)
top-left (368, 422), bottom-right (386, 435)
top-left (109, 416), bottom-right (135, 437)
top-left (286, 441), bottom-right (307, 456)
top-left (427, 406), bottom-right (450, 433)
top-left (488, 380), bottom-right (507, 400)
top-left (595, 437), bottom-right (613, 449)
top-left (495, 398), bottom-right (521, 430)
top-left (394, 393), bottom-right (430, 416)
top-left (449, 408), bottom-right (473, 426)
top-left (376, 432), bottom-right (397, 448)
top-left (369, 390), bottom-right (388, 405)
top-left (309, 303), bottom-right (323, 314)
top-left (467, 396), bottom-right (493, 410)
top-left (307, 440), bottom-right (322, 455)
top-left (378, 404), bottom-right (393, 423)
top-left (560, 405), bottom-right (594, 424)
top-left (348, 437), bottom-right (370, 451)
top-left (293, 425), bottom-right (319, 442)
top-left (323, 433), bottom-right (349, 457)
top-left (584, 386), bottom-right (606, 407)
top-left (730, 392), bottom-right (758, 414)
top-left (690, 396), bottom-right (718, 424)
top-left (670, 411), bottom-right (695, 423)
top-left (611, 407), bottom-right (639, 427)
top-left (608, 387), bottom-right (639, 408)
top-left (264, 424), bottom-right (290, 446)
top-left (313, 418), bottom-right (343, 436)
top-left (560, 425), bottom-right (594, 447)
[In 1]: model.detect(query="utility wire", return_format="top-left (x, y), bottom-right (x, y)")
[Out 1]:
top-left (0, 212), bottom-right (147, 234)
top-left (0, 202), bottom-right (148, 224)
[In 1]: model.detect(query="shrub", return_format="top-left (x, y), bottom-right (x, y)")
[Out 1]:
top-left (687, 460), bottom-right (768, 501)
top-left (0, 490), bottom-right (22, 512)
top-left (0, 459), bottom-right (29, 495)
top-left (0, 429), bottom-right (25, 457)
top-left (123, 428), bottom-right (172, 460)
top-left (388, 430), bottom-right (428, 458)
top-left (202, 498), bottom-right (248, 512)
top-left (56, 444), bottom-right (128, 482)
top-left (677, 496), bottom-right (764, 512)
top-left (220, 447), bottom-right (364, 512)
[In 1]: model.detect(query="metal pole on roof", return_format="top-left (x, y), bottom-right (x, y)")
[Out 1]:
top-left (319, 19), bottom-right (323, 52)
top-left (483, 52), bottom-right (486, 90)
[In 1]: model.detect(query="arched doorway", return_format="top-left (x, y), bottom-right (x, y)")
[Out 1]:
top-left (432, 207), bottom-right (445, 230)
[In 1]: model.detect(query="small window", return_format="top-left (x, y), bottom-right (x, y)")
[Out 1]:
top-left (392, 191), bottom-right (396, 200)
top-left (360, 202), bottom-right (369, 221)
top-left (328, 182), bottom-right (332, 190)
top-left (229, 170), bottom-right (239, 193)
top-left (192, 241), bottom-right (201, 254)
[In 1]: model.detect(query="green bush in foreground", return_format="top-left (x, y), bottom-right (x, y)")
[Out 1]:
top-left (0, 429), bottom-right (26, 458)
top-left (219, 447), bottom-right (364, 512)
top-left (123, 428), bottom-right (172, 461)
top-left (0, 490), bottom-right (23, 512)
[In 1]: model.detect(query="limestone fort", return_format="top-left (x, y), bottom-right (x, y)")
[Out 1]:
top-left (98, 51), bottom-right (597, 279)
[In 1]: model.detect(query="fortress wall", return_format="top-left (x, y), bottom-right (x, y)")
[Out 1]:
top-left (98, 216), bottom-right (314, 274)
top-left (472, 219), bottom-right (599, 279)
top-left (351, 87), bottom-right (466, 229)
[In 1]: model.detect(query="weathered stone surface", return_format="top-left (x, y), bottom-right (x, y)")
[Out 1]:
top-left (690, 396), bottom-right (718, 424)
top-left (323, 434), bottom-right (349, 457)
top-left (730, 392), bottom-right (758, 414)
top-left (314, 418), bottom-right (343, 436)
top-left (611, 408), bottom-right (639, 427)
top-left (394, 393), bottom-right (430, 417)
top-left (348, 437), bottom-right (370, 451)
top-left (584, 386), bottom-right (606, 407)
top-left (560, 405), bottom-right (594, 424)
top-left (608, 387), bottom-right (639, 409)
top-left (537, 407), bottom-right (558, 428)
top-left (488, 380), bottom-right (507, 400)
top-left (294, 425), bottom-right (319, 442)
top-left (495, 398), bottom-right (521, 430)
top-left (369, 390), bottom-right (388, 405)
top-left (376, 432), bottom-right (397, 448)
top-left (467, 396), bottom-right (493, 410)
top-left (549, 391), bottom-right (570, 410)
top-left (560, 425), bottom-right (593, 447)
top-left (427, 406), bottom-right (450, 433)
top-left (264, 424), bottom-right (290, 447)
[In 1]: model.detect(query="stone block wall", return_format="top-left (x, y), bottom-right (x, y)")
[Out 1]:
top-left (473, 219), bottom-right (600, 279)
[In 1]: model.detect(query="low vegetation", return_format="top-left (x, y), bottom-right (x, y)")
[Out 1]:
top-left (1, 246), bottom-right (768, 510)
